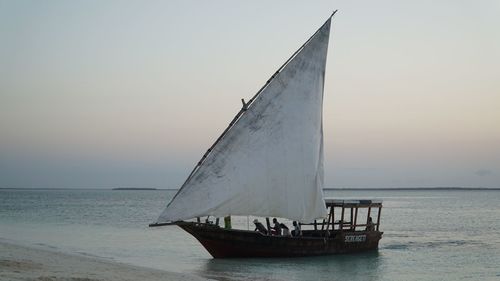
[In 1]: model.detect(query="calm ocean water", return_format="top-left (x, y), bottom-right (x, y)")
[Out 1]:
top-left (1, 189), bottom-right (499, 281)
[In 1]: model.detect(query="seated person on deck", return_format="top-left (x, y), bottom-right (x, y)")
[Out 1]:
top-left (271, 218), bottom-right (282, 235)
top-left (280, 223), bottom-right (290, 236)
top-left (292, 221), bottom-right (302, 237)
top-left (366, 216), bottom-right (375, 231)
top-left (253, 219), bottom-right (268, 235)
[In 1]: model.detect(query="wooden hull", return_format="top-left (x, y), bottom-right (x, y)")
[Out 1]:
top-left (178, 222), bottom-right (382, 258)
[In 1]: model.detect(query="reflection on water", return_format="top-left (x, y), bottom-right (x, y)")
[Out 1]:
top-left (199, 251), bottom-right (382, 281)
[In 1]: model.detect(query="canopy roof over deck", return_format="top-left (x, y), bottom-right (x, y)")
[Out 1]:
top-left (324, 199), bottom-right (383, 208)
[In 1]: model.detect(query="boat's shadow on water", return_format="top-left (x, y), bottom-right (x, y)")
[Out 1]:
top-left (198, 250), bottom-right (384, 281)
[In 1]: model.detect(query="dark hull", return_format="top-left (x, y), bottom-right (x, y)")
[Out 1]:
top-left (178, 222), bottom-right (382, 258)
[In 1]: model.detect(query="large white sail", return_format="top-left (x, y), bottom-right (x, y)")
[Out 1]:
top-left (158, 18), bottom-right (331, 223)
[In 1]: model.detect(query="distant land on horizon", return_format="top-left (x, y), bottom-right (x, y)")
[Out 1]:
top-left (112, 187), bottom-right (157, 190)
top-left (324, 187), bottom-right (500, 191)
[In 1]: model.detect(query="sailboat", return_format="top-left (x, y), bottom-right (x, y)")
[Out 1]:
top-left (150, 11), bottom-right (383, 258)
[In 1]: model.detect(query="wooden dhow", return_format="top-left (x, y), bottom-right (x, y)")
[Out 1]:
top-left (150, 11), bottom-right (384, 258)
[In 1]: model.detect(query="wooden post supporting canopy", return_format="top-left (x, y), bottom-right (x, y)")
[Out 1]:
top-left (377, 206), bottom-right (382, 231)
top-left (350, 207), bottom-right (354, 230)
top-left (332, 206), bottom-right (335, 230)
top-left (324, 206), bottom-right (333, 235)
top-left (340, 204), bottom-right (345, 230)
top-left (367, 206), bottom-right (372, 226)
top-left (353, 207), bottom-right (358, 231)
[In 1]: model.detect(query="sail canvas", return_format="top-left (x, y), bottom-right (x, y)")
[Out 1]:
top-left (158, 18), bottom-right (332, 223)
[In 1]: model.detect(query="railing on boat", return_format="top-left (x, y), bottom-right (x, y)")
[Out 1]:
top-left (300, 199), bottom-right (382, 232)
top-left (150, 199), bottom-right (382, 235)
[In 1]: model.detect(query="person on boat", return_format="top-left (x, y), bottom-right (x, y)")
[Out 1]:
top-left (224, 216), bottom-right (232, 229)
top-left (292, 221), bottom-right (302, 237)
top-left (253, 219), bottom-right (268, 235)
top-left (366, 217), bottom-right (375, 231)
top-left (280, 223), bottom-right (291, 236)
top-left (271, 218), bottom-right (282, 235)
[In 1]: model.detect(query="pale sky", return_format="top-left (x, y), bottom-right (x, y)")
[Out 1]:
top-left (1, 0), bottom-right (499, 188)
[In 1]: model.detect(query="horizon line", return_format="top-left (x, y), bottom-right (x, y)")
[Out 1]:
top-left (1, 187), bottom-right (499, 191)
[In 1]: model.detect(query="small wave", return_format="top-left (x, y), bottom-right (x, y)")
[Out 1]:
top-left (382, 233), bottom-right (410, 238)
top-left (34, 243), bottom-right (58, 250)
top-left (76, 251), bottom-right (105, 258)
top-left (395, 239), bottom-right (488, 250)
top-left (382, 238), bottom-right (491, 252)
top-left (425, 240), bottom-right (468, 248)
top-left (75, 251), bottom-right (116, 262)
top-left (202, 272), bottom-right (285, 281)
top-left (382, 243), bottom-right (408, 250)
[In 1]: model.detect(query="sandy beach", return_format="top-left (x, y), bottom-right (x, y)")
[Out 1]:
top-left (0, 240), bottom-right (213, 281)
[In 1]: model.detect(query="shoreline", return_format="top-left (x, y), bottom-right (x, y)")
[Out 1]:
top-left (0, 239), bottom-right (213, 281)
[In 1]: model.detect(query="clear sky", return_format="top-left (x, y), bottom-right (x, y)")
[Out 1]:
top-left (1, 0), bottom-right (499, 188)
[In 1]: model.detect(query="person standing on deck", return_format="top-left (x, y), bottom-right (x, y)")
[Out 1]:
top-left (253, 219), bottom-right (268, 235)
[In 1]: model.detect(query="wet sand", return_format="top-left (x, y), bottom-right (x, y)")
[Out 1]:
top-left (0, 240), bottom-right (213, 281)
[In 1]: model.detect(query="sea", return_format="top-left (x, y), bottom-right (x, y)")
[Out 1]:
top-left (1, 188), bottom-right (499, 281)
